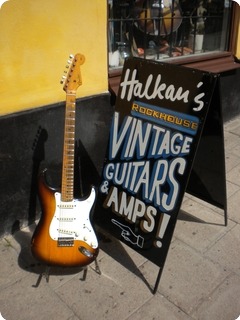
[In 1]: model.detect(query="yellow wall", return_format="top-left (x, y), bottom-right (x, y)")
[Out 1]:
top-left (0, 0), bottom-right (108, 116)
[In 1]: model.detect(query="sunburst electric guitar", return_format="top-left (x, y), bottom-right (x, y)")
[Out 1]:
top-left (31, 53), bottom-right (99, 267)
top-left (136, 0), bottom-right (182, 36)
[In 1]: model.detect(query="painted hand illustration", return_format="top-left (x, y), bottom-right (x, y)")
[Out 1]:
top-left (111, 219), bottom-right (144, 248)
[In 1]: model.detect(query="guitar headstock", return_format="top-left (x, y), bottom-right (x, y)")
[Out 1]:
top-left (61, 53), bottom-right (85, 93)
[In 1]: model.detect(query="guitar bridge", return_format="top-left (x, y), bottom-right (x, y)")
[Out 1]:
top-left (57, 237), bottom-right (74, 247)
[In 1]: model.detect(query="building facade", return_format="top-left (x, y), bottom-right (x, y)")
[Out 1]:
top-left (0, 0), bottom-right (239, 236)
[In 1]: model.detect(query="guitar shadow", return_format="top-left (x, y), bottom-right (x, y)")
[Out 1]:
top-left (28, 126), bottom-right (48, 226)
top-left (10, 126), bottom-right (47, 277)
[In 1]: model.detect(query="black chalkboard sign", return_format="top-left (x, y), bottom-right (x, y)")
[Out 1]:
top-left (95, 58), bottom-right (218, 289)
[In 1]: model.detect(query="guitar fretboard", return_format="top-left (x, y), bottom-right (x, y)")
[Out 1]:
top-left (61, 93), bottom-right (76, 202)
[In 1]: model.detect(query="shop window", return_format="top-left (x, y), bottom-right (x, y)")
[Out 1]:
top-left (108, 0), bottom-right (232, 70)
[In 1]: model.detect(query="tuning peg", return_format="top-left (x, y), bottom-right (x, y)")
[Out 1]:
top-left (60, 75), bottom-right (66, 84)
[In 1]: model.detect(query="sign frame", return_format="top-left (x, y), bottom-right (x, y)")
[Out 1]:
top-left (95, 58), bottom-right (221, 293)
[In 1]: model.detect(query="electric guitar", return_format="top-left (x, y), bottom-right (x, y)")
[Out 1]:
top-left (31, 53), bottom-right (99, 267)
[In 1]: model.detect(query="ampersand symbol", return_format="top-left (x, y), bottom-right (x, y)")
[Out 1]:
top-left (100, 180), bottom-right (109, 194)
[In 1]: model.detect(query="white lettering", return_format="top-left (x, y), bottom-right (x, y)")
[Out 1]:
top-left (193, 82), bottom-right (205, 111)
top-left (120, 68), bottom-right (190, 104)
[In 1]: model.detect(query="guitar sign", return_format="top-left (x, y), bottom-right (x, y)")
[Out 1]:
top-left (95, 58), bottom-right (217, 268)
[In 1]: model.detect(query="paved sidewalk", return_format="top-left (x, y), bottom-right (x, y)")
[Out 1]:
top-left (1, 117), bottom-right (240, 320)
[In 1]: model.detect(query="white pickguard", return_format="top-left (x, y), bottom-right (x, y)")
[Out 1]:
top-left (49, 187), bottom-right (98, 248)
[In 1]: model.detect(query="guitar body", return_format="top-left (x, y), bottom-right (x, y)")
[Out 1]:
top-left (136, 0), bottom-right (182, 36)
top-left (31, 169), bottom-right (99, 267)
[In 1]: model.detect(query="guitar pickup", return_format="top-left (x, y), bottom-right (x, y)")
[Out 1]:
top-left (57, 237), bottom-right (74, 247)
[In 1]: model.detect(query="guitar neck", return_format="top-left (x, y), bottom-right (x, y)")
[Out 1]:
top-left (61, 92), bottom-right (76, 202)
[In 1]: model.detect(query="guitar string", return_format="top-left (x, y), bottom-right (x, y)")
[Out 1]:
top-left (59, 97), bottom-right (76, 240)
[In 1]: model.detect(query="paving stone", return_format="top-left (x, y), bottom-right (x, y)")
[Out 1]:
top-left (126, 292), bottom-right (193, 320)
top-left (176, 198), bottom-right (235, 253)
top-left (225, 152), bottom-right (240, 173)
top-left (225, 118), bottom-right (240, 136)
top-left (183, 193), bottom-right (225, 216)
top-left (0, 238), bottom-right (29, 289)
top-left (66, 316), bottom-right (81, 320)
top-left (227, 189), bottom-right (240, 224)
top-left (228, 164), bottom-right (240, 187)
top-left (226, 181), bottom-right (240, 199)
top-left (0, 273), bottom-right (76, 320)
top-left (204, 224), bottom-right (240, 276)
top-left (138, 239), bottom-right (230, 315)
top-left (191, 273), bottom-right (240, 320)
top-left (224, 131), bottom-right (240, 152)
top-left (55, 253), bottom-right (153, 320)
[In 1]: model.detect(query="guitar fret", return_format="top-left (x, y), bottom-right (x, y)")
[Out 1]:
top-left (64, 154), bottom-right (74, 158)
top-left (61, 92), bottom-right (78, 202)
